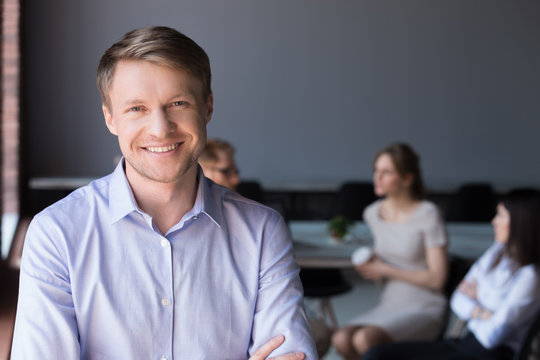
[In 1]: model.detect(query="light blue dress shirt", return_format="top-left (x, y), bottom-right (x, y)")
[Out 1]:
top-left (450, 242), bottom-right (540, 351)
top-left (11, 163), bottom-right (317, 359)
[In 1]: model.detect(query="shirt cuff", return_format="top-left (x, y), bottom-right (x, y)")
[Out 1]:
top-left (450, 291), bottom-right (478, 320)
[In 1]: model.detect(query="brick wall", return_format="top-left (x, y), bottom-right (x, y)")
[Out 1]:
top-left (2, 0), bottom-right (20, 215)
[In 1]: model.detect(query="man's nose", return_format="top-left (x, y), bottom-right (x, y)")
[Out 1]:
top-left (149, 109), bottom-right (174, 136)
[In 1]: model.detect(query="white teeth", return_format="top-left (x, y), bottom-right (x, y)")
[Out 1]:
top-left (147, 143), bottom-right (179, 153)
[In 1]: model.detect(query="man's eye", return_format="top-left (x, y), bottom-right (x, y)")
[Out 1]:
top-left (130, 106), bottom-right (142, 112)
top-left (172, 101), bottom-right (185, 107)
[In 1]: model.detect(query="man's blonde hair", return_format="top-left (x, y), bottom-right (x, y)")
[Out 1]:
top-left (97, 26), bottom-right (212, 111)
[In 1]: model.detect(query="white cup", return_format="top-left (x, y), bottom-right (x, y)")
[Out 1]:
top-left (351, 246), bottom-right (373, 265)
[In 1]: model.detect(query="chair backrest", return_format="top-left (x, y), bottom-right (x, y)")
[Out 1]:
top-left (237, 180), bottom-right (263, 202)
top-left (440, 255), bottom-right (474, 339)
top-left (446, 183), bottom-right (497, 222)
top-left (334, 181), bottom-right (377, 220)
top-left (514, 307), bottom-right (540, 360)
top-left (444, 255), bottom-right (474, 299)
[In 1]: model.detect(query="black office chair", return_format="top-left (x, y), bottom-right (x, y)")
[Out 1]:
top-left (514, 308), bottom-right (540, 360)
top-left (300, 268), bottom-right (352, 329)
top-left (237, 180), bottom-right (263, 202)
top-left (442, 255), bottom-right (474, 338)
top-left (444, 255), bottom-right (474, 299)
top-left (334, 181), bottom-right (377, 220)
top-left (446, 183), bottom-right (497, 222)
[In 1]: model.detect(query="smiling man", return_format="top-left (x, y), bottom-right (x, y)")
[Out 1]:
top-left (11, 26), bottom-right (316, 359)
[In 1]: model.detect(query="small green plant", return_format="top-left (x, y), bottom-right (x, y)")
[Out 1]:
top-left (328, 215), bottom-right (354, 240)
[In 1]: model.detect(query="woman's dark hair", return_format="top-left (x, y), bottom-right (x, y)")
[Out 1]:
top-left (501, 188), bottom-right (540, 268)
top-left (375, 143), bottom-right (426, 200)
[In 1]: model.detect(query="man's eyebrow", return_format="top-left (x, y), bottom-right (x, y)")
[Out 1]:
top-left (169, 92), bottom-right (195, 100)
top-left (120, 98), bottom-right (145, 107)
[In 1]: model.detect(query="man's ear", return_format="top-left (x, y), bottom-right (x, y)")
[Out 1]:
top-left (205, 93), bottom-right (214, 125)
top-left (103, 105), bottom-right (117, 135)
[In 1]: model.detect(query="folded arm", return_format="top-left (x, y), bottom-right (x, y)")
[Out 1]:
top-left (467, 266), bottom-right (540, 349)
top-left (249, 214), bottom-right (317, 359)
top-left (450, 245), bottom-right (497, 321)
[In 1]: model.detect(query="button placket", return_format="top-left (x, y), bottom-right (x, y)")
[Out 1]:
top-left (155, 233), bottom-right (173, 360)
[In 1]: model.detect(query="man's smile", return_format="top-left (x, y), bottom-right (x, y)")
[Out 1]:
top-left (144, 142), bottom-right (180, 153)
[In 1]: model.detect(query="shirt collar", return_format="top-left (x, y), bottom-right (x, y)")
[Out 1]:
top-left (108, 160), bottom-right (223, 228)
top-left (109, 159), bottom-right (140, 224)
top-left (197, 166), bottom-right (224, 228)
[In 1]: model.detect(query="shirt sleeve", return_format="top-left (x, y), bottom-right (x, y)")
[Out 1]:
top-left (248, 212), bottom-right (318, 359)
top-left (422, 203), bottom-right (447, 248)
top-left (450, 245), bottom-right (494, 320)
top-left (468, 265), bottom-right (540, 349)
top-left (450, 267), bottom-right (481, 320)
top-left (362, 201), bottom-right (378, 226)
top-left (11, 215), bottom-right (81, 359)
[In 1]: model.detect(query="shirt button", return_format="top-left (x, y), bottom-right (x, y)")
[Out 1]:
top-left (161, 298), bottom-right (170, 306)
top-left (193, 215), bottom-right (199, 220)
top-left (160, 239), bottom-right (168, 247)
top-left (160, 357), bottom-right (168, 360)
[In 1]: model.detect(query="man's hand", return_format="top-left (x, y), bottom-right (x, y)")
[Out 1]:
top-left (249, 335), bottom-right (306, 360)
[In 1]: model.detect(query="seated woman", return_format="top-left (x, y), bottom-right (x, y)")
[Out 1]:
top-left (363, 188), bottom-right (540, 360)
top-left (331, 143), bottom-right (449, 359)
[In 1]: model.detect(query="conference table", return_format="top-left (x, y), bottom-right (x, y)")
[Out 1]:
top-left (290, 220), bottom-right (494, 268)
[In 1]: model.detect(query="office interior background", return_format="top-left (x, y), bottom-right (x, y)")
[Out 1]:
top-left (1, 1), bottom-right (540, 358)
top-left (21, 0), bottom-right (540, 190)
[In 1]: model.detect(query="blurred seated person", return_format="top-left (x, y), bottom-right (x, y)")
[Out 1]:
top-left (331, 143), bottom-right (448, 359)
top-left (199, 138), bottom-right (240, 191)
top-left (364, 188), bottom-right (540, 360)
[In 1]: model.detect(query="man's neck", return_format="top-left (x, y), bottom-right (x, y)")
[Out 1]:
top-left (126, 165), bottom-right (199, 235)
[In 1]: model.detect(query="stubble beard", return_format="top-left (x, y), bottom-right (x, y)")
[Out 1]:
top-left (124, 152), bottom-right (198, 185)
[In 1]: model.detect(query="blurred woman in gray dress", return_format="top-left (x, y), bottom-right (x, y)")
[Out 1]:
top-left (331, 143), bottom-right (449, 359)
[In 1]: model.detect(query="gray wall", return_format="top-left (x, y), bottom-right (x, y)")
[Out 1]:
top-left (23, 1), bottom-right (540, 190)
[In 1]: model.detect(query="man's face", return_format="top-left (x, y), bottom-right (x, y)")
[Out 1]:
top-left (103, 60), bottom-right (213, 185)
top-left (204, 151), bottom-right (240, 191)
